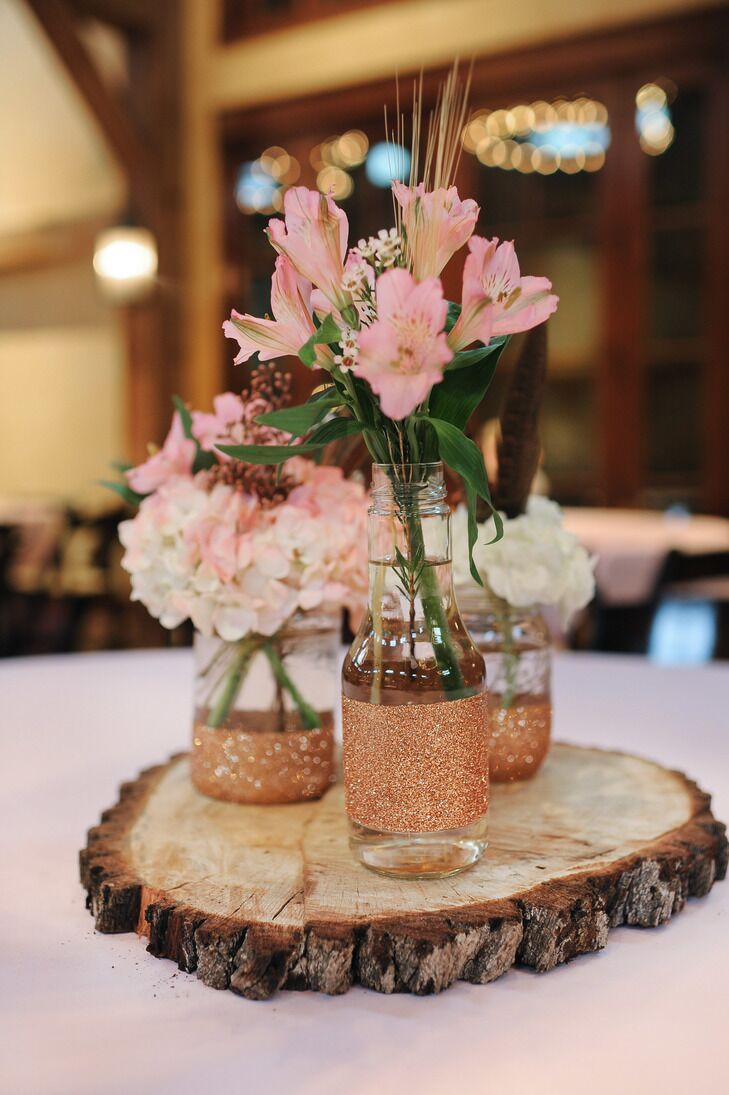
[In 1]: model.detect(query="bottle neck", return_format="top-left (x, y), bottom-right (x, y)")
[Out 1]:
top-left (370, 461), bottom-right (449, 519)
top-left (367, 462), bottom-right (454, 608)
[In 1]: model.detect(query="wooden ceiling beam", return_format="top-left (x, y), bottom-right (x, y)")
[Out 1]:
top-left (24, 0), bottom-right (158, 222)
top-left (64, 0), bottom-right (156, 34)
top-left (0, 217), bottom-right (107, 275)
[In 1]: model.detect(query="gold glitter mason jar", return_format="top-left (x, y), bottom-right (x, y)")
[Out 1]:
top-left (457, 585), bottom-right (552, 782)
top-left (191, 610), bottom-right (339, 804)
top-left (342, 463), bottom-right (489, 878)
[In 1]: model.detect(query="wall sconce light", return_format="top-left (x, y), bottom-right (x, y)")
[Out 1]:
top-left (93, 226), bottom-right (158, 304)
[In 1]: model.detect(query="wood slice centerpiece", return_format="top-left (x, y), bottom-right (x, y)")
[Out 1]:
top-left (80, 743), bottom-right (727, 998)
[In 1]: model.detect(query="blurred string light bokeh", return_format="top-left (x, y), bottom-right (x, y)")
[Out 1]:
top-left (462, 97), bottom-right (611, 175)
top-left (236, 131), bottom-right (414, 213)
top-left (235, 145), bottom-right (301, 214)
top-left (235, 83), bottom-right (677, 213)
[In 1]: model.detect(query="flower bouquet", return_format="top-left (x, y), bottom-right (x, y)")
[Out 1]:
top-left (220, 75), bottom-right (558, 700)
top-left (217, 70), bottom-right (560, 874)
top-left (106, 369), bottom-right (368, 803)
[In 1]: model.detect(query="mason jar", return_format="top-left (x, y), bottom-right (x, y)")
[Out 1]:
top-left (458, 584), bottom-right (552, 782)
top-left (190, 609), bottom-right (340, 804)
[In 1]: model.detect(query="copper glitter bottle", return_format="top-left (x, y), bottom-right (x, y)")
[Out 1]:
top-left (342, 463), bottom-right (489, 878)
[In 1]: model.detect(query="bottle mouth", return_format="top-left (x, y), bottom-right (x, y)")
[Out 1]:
top-left (372, 461), bottom-right (444, 478)
top-left (370, 461), bottom-right (447, 511)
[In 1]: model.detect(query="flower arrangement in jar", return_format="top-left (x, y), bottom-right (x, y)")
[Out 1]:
top-left (214, 67), bottom-right (560, 875)
top-left (106, 367), bottom-right (368, 804)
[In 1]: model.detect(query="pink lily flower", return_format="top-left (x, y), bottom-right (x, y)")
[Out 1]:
top-left (266, 187), bottom-right (351, 313)
top-left (126, 411), bottom-right (196, 495)
top-left (449, 237), bottom-right (559, 351)
top-left (392, 182), bottom-right (479, 281)
top-left (353, 268), bottom-right (453, 420)
top-left (223, 255), bottom-right (317, 365)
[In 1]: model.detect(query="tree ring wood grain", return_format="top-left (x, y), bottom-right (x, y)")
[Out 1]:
top-left (80, 743), bottom-right (727, 998)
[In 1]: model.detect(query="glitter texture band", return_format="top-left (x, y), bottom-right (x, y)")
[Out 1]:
top-left (341, 692), bottom-right (489, 833)
top-left (488, 698), bottom-right (552, 782)
top-left (191, 719), bottom-right (335, 804)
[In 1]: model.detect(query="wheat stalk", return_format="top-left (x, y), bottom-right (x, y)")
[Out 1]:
top-left (384, 61), bottom-right (472, 273)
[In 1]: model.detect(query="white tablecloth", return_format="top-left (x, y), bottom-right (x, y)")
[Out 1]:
top-left (562, 507), bottom-right (729, 605)
top-left (2, 649), bottom-right (728, 1095)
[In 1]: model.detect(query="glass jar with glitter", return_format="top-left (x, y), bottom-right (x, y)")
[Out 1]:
top-left (191, 609), bottom-right (339, 804)
top-left (341, 462), bottom-right (489, 879)
top-left (457, 584), bottom-right (552, 782)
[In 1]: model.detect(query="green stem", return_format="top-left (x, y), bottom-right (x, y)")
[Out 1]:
top-left (494, 597), bottom-right (518, 708)
top-left (370, 559), bottom-right (385, 705)
top-left (403, 503), bottom-right (464, 697)
top-left (262, 642), bottom-right (321, 730)
top-left (207, 635), bottom-right (261, 728)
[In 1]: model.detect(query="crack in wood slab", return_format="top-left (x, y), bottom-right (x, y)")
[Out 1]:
top-left (79, 744), bottom-right (727, 998)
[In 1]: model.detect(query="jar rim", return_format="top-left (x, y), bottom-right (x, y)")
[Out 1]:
top-left (372, 461), bottom-right (443, 472)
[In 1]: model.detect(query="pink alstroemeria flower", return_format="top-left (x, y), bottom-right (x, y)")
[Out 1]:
top-left (449, 237), bottom-right (559, 351)
top-left (223, 255), bottom-right (316, 365)
top-left (266, 187), bottom-right (351, 313)
top-left (126, 412), bottom-right (196, 495)
top-left (392, 182), bottom-right (479, 281)
top-left (191, 392), bottom-right (244, 451)
top-left (353, 268), bottom-right (453, 420)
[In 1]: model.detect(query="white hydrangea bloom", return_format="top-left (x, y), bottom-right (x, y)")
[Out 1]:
top-left (452, 495), bottom-right (596, 628)
top-left (118, 466), bottom-right (368, 642)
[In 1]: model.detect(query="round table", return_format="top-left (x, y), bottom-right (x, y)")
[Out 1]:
top-left (562, 507), bottom-right (729, 606)
top-left (2, 649), bottom-right (728, 1095)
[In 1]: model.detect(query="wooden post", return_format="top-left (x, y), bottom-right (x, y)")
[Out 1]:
top-left (703, 67), bottom-right (729, 516)
top-left (596, 79), bottom-right (648, 507)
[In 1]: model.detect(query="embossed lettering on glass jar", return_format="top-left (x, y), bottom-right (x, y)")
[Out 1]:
top-left (191, 610), bottom-right (339, 804)
top-left (342, 463), bottom-right (489, 878)
top-left (458, 584), bottom-right (552, 782)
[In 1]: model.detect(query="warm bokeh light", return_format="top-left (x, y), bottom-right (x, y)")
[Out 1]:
top-left (316, 164), bottom-right (354, 199)
top-left (92, 227), bottom-right (157, 303)
top-left (635, 81), bottom-right (675, 156)
top-left (335, 129), bottom-right (369, 167)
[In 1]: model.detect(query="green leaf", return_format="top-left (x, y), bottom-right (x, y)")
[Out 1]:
top-left (424, 417), bottom-right (503, 559)
top-left (193, 450), bottom-right (217, 473)
top-left (464, 481), bottom-right (483, 586)
top-left (99, 480), bottom-right (145, 507)
top-left (307, 416), bottom-right (363, 445)
top-left (445, 301), bottom-right (461, 333)
top-left (299, 314), bottom-right (342, 367)
top-left (173, 393), bottom-right (216, 472)
top-left (429, 337), bottom-right (509, 430)
top-left (447, 335), bottom-right (510, 371)
top-left (218, 415), bottom-right (362, 465)
top-left (111, 459), bottom-right (133, 474)
top-left (172, 394), bottom-right (194, 439)
top-left (216, 442), bottom-right (322, 465)
top-left (310, 383), bottom-right (339, 402)
top-left (255, 387), bottom-right (342, 437)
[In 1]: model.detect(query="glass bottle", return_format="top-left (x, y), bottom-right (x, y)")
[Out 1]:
top-left (458, 584), bottom-right (552, 782)
top-left (342, 462), bottom-right (489, 879)
top-left (191, 609), bottom-right (339, 804)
